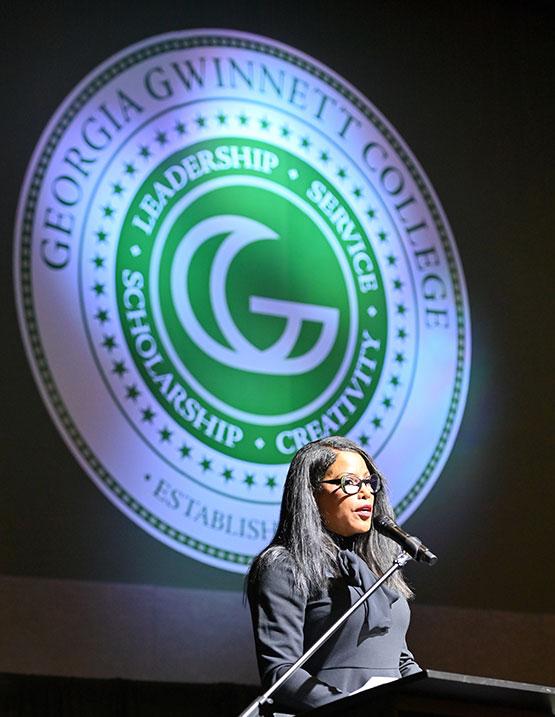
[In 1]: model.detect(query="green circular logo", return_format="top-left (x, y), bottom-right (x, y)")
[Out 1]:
top-left (14, 30), bottom-right (471, 571)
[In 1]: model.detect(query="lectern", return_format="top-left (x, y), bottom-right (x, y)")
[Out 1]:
top-left (299, 670), bottom-right (555, 716)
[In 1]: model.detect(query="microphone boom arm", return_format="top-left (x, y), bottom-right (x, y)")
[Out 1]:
top-left (238, 550), bottom-right (412, 717)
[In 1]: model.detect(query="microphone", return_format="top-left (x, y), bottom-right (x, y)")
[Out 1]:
top-left (373, 515), bottom-right (438, 565)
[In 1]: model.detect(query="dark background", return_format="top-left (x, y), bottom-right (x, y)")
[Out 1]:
top-left (1, 0), bottom-right (553, 615)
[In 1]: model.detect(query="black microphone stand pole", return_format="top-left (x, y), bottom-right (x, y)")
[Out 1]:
top-left (238, 550), bottom-right (412, 717)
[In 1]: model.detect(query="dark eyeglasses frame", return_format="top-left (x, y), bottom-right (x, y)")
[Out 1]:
top-left (320, 473), bottom-right (382, 496)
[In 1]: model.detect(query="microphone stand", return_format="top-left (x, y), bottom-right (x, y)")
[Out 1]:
top-left (238, 549), bottom-right (412, 717)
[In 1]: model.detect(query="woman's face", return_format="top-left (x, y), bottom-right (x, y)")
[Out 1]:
top-left (316, 450), bottom-right (375, 537)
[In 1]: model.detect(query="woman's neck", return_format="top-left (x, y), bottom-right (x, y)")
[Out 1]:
top-left (328, 531), bottom-right (357, 550)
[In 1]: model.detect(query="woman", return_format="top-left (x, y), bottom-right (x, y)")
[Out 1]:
top-left (247, 436), bottom-right (420, 715)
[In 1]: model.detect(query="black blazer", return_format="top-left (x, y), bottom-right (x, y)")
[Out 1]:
top-left (248, 550), bottom-right (420, 714)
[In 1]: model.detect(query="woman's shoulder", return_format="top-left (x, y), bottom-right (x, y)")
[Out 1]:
top-left (252, 545), bottom-right (295, 574)
top-left (248, 546), bottom-right (296, 590)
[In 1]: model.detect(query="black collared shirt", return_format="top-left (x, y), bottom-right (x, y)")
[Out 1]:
top-left (247, 550), bottom-right (420, 713)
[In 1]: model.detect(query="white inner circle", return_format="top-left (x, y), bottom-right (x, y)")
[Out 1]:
top-left (149, 175), bottom-right (358, 425)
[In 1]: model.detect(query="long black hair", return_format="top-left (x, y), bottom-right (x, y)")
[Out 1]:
top-left (248, 436), bottom-right (413, 599)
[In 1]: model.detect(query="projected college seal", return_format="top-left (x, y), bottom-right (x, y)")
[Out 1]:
top-left (14, 30), bottom-right (471, 571)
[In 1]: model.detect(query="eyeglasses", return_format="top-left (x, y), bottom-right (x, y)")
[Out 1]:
top-left (320, 473), bottom-right (382, 495)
